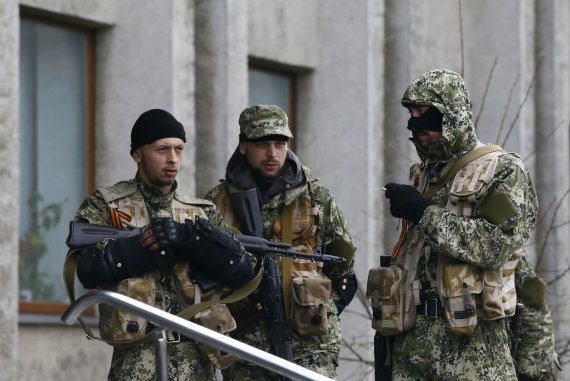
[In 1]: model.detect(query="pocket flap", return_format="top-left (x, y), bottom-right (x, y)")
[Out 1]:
top-left (292, 278), bottom-right (331, 307)
top-left (366, 266), bottom-right (402, 299)
top-left (442, 263), bottom-right (483, 297)
top-left (197, 303), bottom-right (237, 334)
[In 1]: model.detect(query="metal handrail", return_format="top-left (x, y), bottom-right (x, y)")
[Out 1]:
top-left (62, 290), bottom-right (334, 381)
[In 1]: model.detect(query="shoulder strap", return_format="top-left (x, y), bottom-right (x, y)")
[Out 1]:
top-left (281, 203), bottom-right (294, 318)
top-left (424, 144), bottom-right (503, 198)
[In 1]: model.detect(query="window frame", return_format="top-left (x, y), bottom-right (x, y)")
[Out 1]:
top-left (18, 13), bottom-right (95, 317)
top-left (248, 63), bottom-right (297, 150)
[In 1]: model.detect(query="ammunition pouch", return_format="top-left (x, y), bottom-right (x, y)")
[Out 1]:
top-left (481, 250), bottom-right (521, 320)
top-left (290, 277), bottom-right (331, 336)
top-left (195, 303), bottom-right (239, 369)
top-left (438, 258), bottom-right (483, 334)
top-left (366, 265), bottom-right (416, 335)
top-left (99, 273), bottom-right (157, 342)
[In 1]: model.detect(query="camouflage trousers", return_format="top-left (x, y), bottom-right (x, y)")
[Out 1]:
top-left (392, 315), bottom-right (517, 381)
top-left (221, 309), bottom-right (341, 380)
top-left (108, 339), bottom-right (215, 381)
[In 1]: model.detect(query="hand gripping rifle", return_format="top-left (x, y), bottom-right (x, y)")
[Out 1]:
top-left (65, 222), bottom-right (344, 266)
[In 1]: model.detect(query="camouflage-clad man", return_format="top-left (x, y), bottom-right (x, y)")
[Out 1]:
top-left (71, 109), bottom-right (255, 380)
top-left (204, 105), bottom-right (356, 380)
top-left (377, 69), bottom-right (555, 380)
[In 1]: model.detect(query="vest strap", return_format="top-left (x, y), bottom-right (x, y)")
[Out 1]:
top-left (424, 144), bottom-right (503, 198)
top-left (281, 204), bottom-right (294, 318)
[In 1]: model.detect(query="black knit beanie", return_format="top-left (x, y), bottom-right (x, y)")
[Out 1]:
top-left (130, 109), bottom-right (186, 155)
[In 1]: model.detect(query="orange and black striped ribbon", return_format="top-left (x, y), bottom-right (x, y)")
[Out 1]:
top-left (390, 172), bottom-right (421, 259)
top-left (107, 207), bottom-right (132, 229)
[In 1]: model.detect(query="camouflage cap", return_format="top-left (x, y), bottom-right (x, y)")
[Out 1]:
top-left (239, 105), bottom-right (293, 140)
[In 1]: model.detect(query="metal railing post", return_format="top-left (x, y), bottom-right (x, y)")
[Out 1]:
top-left (154, 328), bottom-right (168, 381)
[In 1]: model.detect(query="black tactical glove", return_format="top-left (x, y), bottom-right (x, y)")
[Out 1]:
top-left (384, 182), bottom-right (434, 224)
top-left (151, 217), bottom-right (193, 255)
top-left (77, 234), bottom-right (174, 289)
top-left (150, 217), bottom-right (255, 289)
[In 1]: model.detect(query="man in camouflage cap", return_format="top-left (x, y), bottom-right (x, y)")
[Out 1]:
top-left (69, 109), bottom-right (255, 380)
top-left (374, 69), bottom-right (558, 380)
top-left (238, 104), bottom-right (293, 141)
top-left (204, 104), bottom-right (357, 380)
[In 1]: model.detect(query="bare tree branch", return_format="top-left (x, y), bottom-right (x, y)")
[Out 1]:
top-left (537, 187), bottom-right (570, 269)
top-left (474, 57), bottom-right (498, 129)
top-left (547, 261), bottom-right (570, 287)
top-left (500, 56), bottom-right (543, 147)
top-left (523, 121), bottom-right (567, 162)
top-left (496, 73), bottom-right (519, 143)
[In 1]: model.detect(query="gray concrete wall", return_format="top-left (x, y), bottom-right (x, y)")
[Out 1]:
top-left (0, 2), bottom-right (20, 380)
top-left (94, 0), bottom-right (195, 194)
top-left (534, 0), bottom-right (570, 346)
top-left (194, 0), bottom-right (247, 197)
top-left (19, 325), bottom-right (111, 380)
top-left (297, 1), bottom-right (384, 378)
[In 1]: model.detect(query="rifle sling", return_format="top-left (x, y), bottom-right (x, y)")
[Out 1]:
top-left (281, 204), bottom-right (294, 318)
top-left (424, 144), bottom-right (503, 198)
top-left (63, 248), bottom-right (263, 349)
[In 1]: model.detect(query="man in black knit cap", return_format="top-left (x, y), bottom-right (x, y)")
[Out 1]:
top-left (68, 109), bottom-right (255, 380)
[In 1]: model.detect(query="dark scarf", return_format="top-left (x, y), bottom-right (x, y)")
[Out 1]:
top-left (224, 148), bottom-right (306, 205)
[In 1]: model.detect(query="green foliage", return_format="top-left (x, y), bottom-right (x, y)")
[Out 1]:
top-left (19, 193), bottom-right (65, 301)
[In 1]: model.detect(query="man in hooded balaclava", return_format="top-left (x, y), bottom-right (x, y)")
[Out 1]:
top-left (372, 69), bottom-right (557, 380)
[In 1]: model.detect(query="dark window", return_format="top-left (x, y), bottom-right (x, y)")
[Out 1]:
top-left (19, 16), bottom-right (94, 313)
top-left (248, 66), bottom-right (297, 147)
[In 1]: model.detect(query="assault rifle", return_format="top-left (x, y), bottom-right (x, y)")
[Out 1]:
top-left (510, 302), bottom-right (525, 360)
top-left (374, 255), bottom-right (393, 381)
top-left (66, 221), bottom-right (344, 265)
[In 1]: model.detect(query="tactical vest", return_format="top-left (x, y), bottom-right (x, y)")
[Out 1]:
top-left (367, 146), bottom-right (521, 335)
top-left (438, 149), bottom-right (521, 333)
top-left (98, 183), bottom-right (213, 342)
top-left (212, 180), bottom-right (332, 335)
top-left (212, 181), bottom-right (324, 279)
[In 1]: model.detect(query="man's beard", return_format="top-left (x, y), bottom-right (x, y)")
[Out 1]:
top-left (251, 164), bottom-right (282, 182)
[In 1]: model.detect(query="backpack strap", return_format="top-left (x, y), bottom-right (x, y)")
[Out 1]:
top-left (424, 144), bottom-right (503, 198)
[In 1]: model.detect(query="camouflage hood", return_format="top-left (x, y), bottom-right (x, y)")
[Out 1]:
top-left (401, 69), bottom-right (479, 163)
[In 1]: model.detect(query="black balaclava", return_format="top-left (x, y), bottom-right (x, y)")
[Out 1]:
top-left (407, 106), bottom-right (443, 132)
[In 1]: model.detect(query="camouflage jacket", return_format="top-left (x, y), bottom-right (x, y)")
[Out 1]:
top-left (399, 69), bottom-right (556, 380)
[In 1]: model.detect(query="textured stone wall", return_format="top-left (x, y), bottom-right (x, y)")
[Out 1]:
top-left (0, 2), bottom-right (19, 380)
